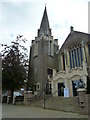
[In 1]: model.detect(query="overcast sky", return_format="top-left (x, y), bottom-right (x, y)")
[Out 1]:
top-left (0, 0), bottom-right (89, 56)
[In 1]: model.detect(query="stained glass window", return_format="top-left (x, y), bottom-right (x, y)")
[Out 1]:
top-left (69, 45), bottom-right (83, 69)
top-left (69, 51), bottom-right (72, 69)
top-left (72, 50), bottom-right (75, 68)
top-left (77, 48), bottom-right (80, 67)
top-left (74, 49), bottom-right (78, 67)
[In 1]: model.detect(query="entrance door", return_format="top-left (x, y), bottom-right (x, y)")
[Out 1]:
top-left (72, 80), bottom-right (79, 96)
top-left (33, 85), bottom-right (36, 92)
top-left (46, 83), bottom-right (49, 94)
top-left (46, 83), bottom-right (52, 94)
top-left (58, 83), bottom-right (65, 96)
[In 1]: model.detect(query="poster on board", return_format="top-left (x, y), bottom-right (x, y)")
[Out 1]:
top-left (64, 88), bottom-right (69, 97)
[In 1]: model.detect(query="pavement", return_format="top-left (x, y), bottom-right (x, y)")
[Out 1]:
top-left (0, 103), bottom-right (2, 120)
top-left (2, 103), bottom-right (88, 118)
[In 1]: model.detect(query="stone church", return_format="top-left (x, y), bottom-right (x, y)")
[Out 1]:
top-left (28, 6), bottom-right (90, 97)
top-left (52, 27), bottom-right (90, 97)
top-left (28, 6), bottom-right (59, 94)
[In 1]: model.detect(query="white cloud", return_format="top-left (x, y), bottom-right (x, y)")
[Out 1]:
top-left (0, 0), bottom-right (89, 56)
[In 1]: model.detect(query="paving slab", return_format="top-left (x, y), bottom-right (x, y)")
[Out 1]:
top-left (2, 104), bottom-right (88, 118)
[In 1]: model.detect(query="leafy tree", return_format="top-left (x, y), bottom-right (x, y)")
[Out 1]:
top-left (1, 35), bottom-right (28, 102)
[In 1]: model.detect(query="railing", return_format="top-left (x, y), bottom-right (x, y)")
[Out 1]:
top-left (25, 90), bottom-right (59, 109)
top-left (42, 90), bottom-right (59, 102)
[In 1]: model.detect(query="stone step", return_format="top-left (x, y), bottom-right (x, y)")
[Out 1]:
top-left (30, 96), bottom-right (80, 113)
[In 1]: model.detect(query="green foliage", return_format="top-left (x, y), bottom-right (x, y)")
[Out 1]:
top-left (2, 35), bottom-right (29, 91)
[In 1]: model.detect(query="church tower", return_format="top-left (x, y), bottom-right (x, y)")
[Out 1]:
top-left (28, 6), bottom-right (59, 94)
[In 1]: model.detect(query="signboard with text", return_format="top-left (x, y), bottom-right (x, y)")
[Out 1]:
top-left (64, 88), bottom-right (69, 97)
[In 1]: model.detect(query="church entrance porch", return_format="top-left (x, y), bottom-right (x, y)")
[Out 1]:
top-left (57, 83), bottom-right (65, 96)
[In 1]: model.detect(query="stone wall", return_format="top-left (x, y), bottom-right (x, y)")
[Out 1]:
top-left (78, 89), bottom-right (90, 115)
top-left (24, 92), bottom-right (34, 105)
top-left (79, 94), bottom-right (90, 115)
top-left (24, 91), bottom-right (90, 115)
top-left (29, 37), bottom-right (58, 93)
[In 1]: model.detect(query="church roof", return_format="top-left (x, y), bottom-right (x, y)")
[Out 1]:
top-left (60, 28), bottom-right (90, 53)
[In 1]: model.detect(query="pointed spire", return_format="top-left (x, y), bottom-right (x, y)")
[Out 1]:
top-left (40, 6), bottom-right (50, 30)
top-left (38, 6), bottom-right (51, 36)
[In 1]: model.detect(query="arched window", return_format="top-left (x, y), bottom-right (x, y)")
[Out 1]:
top-left (48, 41), bottom-right (54, 56)
top-left (74, 49), bottom-right (78, 67)
top-left (69, 50), bottom-right (72, 69)
top-left (72, 49), bottom-right (75, 68)
top-left (77, 47), bottom-right (80, 67)
top-left (69, 45), bottom-right (83, 69)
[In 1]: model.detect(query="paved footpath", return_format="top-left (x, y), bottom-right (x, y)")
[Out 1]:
top-left (2, 104), bottom-right (88, 118)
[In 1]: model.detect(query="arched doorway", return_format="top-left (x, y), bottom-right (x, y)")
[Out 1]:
top-left (58, 82), bottom-right (65, 96)
top-left (72, 80), bottom-right (79, 96)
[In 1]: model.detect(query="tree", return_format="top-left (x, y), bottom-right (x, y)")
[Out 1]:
top-left (1, 35), bottom-right (28, 102)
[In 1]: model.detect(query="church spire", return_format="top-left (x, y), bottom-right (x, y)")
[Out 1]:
top-left (38, 6), bottom-right (51, 36)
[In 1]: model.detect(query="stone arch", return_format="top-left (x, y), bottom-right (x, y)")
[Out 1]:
top-left (70, 74), bottom-right (82, 80)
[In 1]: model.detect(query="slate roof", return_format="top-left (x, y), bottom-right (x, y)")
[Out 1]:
top-left (60, 29), bottom-right (90, 53)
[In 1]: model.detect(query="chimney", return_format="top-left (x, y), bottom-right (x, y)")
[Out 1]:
top-left (70, 26), bottom-right (74, 32)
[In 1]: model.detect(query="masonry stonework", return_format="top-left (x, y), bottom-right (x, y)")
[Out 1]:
top-left (28, 6), bottom-right (59, 94)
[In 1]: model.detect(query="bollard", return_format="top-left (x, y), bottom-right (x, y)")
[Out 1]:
top-left (13, 96), bottom-right (16, 105)
top-left (7, 96), bottom-right (9, 104)
top-left (43, 98), bottom-right (46, 109)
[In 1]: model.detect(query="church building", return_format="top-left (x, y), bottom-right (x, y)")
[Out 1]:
top-left (28, 6), bottom-right (59, 94)
top-left (52, 27), bottom-right (90, 97)
top-left (28, 6), bottom-right (90, 97)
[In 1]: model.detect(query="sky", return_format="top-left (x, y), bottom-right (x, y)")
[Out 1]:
top-left (0, 0), bottom-right (89, 56)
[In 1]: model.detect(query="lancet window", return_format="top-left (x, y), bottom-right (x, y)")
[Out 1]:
top-left (69, 45), bottom-right (83, 69)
